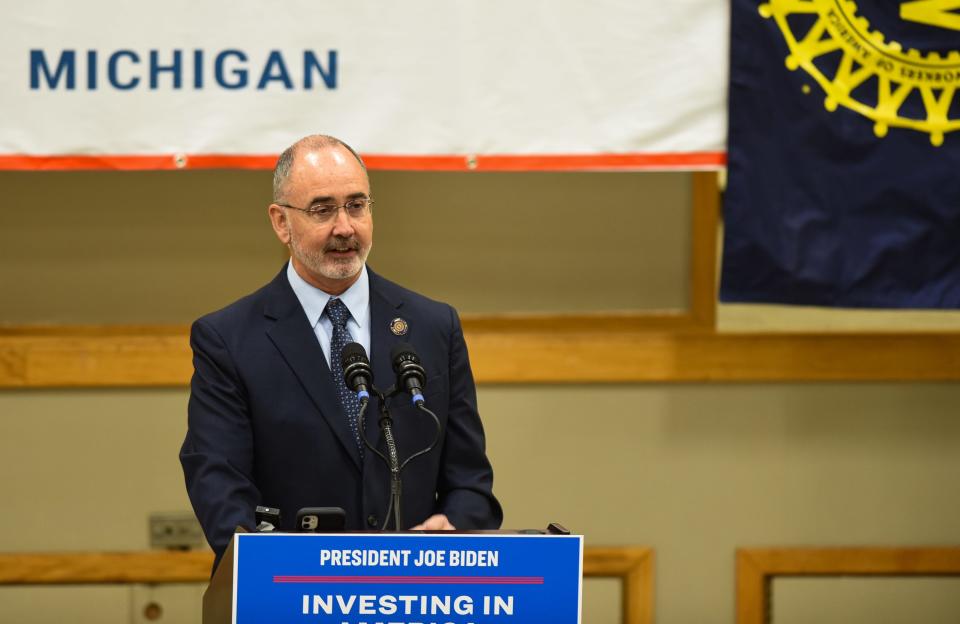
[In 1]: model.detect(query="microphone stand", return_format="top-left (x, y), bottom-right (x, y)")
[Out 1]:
top-left (377, 391), bottom-right (403, 532)
top-left (357, 387), bottom-right (443, 532)
top-left (357, 386), bottom-right (402, 531)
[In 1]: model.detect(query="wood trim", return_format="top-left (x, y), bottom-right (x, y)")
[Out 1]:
top-left (0, 546), bottom-right (653, 623)
top-left (464, 330), bottom-right (960, 383)
top-left (3, 328), bottom-right (960, 387)
top-left (460, 311), bottom-right (700, 333)
top-left (736, 550), bottom-right (769, 624)
top-left (0, 551), bottom-right (213, 585)
top-left (459, 170), bottom-right (720, 334)
top-left (583, 547), bottom-right (655, 624)
top-left (736, 547), bottom-right (960, 624)
top-left (0, 172), bottom-right (730, 387)
top-left (0, 329), bottom-right (193, 388)
top-left (739, 547), bottom-right (960, 575)
top-left (689, 171), bottom-right (719, 328)
top-left (0, 173), bottom-right (955, 385)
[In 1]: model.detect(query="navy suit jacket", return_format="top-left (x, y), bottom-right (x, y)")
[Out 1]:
top-left (180, 265), bottom-right (502, 563)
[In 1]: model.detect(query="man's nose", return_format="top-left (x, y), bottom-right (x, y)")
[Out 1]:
top-left (330, 206), bottom-right (355, 235)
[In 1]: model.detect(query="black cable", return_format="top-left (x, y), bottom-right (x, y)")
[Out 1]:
top-left (398, 403), bottom-right (442, 471)
top-left (381, 420), bottom-right (402, 530)
top-left (357, 392), bottom-right (389, 465)
top-left (359, 388), bottom-right (444, 531)
top-left (372, 390), bottom-right (403, 531)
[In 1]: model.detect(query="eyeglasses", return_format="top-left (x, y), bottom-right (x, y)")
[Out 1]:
top-left (276, 197), bottom-right (374, 223)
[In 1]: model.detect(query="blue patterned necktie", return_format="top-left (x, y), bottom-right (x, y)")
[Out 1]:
top-left (324, 298), bottom-right (364, 458)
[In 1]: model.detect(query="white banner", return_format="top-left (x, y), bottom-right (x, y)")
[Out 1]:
top-left (0, 1), bottom-right (728, 169)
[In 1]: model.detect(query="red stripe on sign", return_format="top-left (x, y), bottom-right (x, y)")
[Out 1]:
top-left (272, 576), bottom-right (544, 585)
top-left (0, 152), bottom-right (725, 172)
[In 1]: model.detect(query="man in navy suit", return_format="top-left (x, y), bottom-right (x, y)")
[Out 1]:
top-left (180, 134), bottom-right (502, 565)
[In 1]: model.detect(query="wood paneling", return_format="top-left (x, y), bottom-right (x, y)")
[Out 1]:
top-left (437, 170), bottom-right (720, 334)
top-left (689, 170), bottom-right (719, 328)
top-left (0, 546), bottom-right (654, 624)
top-left (584, 547), bottom-right (655, 624)
top-left (0, 327), bottom-right (192, 388)
top-left (464, 329), bottom-right (960, 383)
top-left (2, 328), bottom-right (960, 387)
top-left (0, 551), bottom-right (212, 584)
top-left (2, 173), bottom-right (958, 386)
top-left (736, 547), bottom-right (960, 624)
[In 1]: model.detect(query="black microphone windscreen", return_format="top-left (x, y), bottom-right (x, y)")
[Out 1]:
top-left (390, 341), bottom-right (419, 365)
top-left (341, 342), bottom-right (369, 368)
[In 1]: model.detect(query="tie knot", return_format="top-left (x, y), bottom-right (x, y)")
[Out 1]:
top-left (325, 298), bottom-right (351, 328)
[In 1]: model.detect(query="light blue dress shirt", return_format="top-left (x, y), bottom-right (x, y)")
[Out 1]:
top-left (286, 261), bottom-right (371, 368)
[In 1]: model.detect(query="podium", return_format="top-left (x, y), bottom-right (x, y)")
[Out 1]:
top-left (203, 530), bottom-right (583, 624)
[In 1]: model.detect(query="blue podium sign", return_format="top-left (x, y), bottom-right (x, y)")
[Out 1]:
top-left (232, 533), bottom-right (583, 624)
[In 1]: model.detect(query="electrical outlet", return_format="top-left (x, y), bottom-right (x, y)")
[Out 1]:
top-left (149, 512), bottom-right (205, 550)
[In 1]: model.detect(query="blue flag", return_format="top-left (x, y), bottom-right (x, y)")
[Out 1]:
top-left (721, 0), bottom-right (960, 308)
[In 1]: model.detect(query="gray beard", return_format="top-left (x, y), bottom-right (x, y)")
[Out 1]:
top-left (288, 229), bottom-right (369, 282)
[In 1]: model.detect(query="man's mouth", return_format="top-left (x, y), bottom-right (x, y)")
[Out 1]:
top-left (325, 239), bottom-right (359, 254)
top-left (326, 245), bottom-right (358, 255)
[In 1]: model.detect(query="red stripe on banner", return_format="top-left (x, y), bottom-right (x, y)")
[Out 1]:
top-left (0, 152), bottom-right (725, 172)
top-left (0, 154), bottom-right (277, 170)
top-left (272, 576), bottom-right (544, 585)
top-left (339, 152), bottom-right (727, 171)
top-left (473, 151), bottom-right (726, 171)
top-left (362, 155), bottom-right (470, 170)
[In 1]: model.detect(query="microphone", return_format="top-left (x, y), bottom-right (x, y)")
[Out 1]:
top-left (341, 342), bottom-right (373, 400)
top-left (390, 342), bottom-right (427, 405)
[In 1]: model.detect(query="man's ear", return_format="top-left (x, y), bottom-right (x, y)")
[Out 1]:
top-left (267, 204), bottom-right (290, 245)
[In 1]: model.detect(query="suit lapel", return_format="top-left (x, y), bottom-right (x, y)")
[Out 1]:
top-left (263, 268), bottom-right (363, 471)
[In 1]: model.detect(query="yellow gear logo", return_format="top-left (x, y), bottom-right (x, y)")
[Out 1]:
top-left (760, 0), bottom-right (960, 146)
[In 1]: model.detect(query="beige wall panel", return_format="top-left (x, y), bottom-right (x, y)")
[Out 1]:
top-left (0, 171), bottom-right (281, 325)
top-left (0, 585), bottom-right (130, 624)
top-left (2, 383), bottom-right (960, 623)
top-left (0, 170), bottom-right (690, 325)
top-left (719, 303), bottom-right (960, 332)
top-left (0, 585), bottom-right (131, 624)
top-left (477, 383), bottom-right (960, 624)
top-left (368, 171), bottom-right (691, 314)
top-left (130, 583), bottom-right (205, 624)
top-left (0, 583), bottom-right (205, 624)
top-left (583, 578), bottom-right (622, 624)
top-left (773, 577), bottom-right (960, 624)
top-left (0, 389), bottom-right (192, 551)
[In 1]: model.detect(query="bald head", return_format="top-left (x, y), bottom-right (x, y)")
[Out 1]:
top-left (272, 134), bottom-right (367, 202)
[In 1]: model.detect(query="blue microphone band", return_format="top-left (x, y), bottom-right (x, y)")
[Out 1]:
top-left (358, 390), bottom-right (370, 400)
top-left (412, 393), bottom-right (424, 405)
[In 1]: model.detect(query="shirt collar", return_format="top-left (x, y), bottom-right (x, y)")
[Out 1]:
top-left (286, 261), bottom-right (370, 329)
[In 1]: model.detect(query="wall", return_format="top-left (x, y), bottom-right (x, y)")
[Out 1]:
top-left (1, 170), bottom-right (958, 623)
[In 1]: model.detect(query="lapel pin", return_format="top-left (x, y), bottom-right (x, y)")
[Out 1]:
top-left (389, 317), bottom-right (409, 336)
